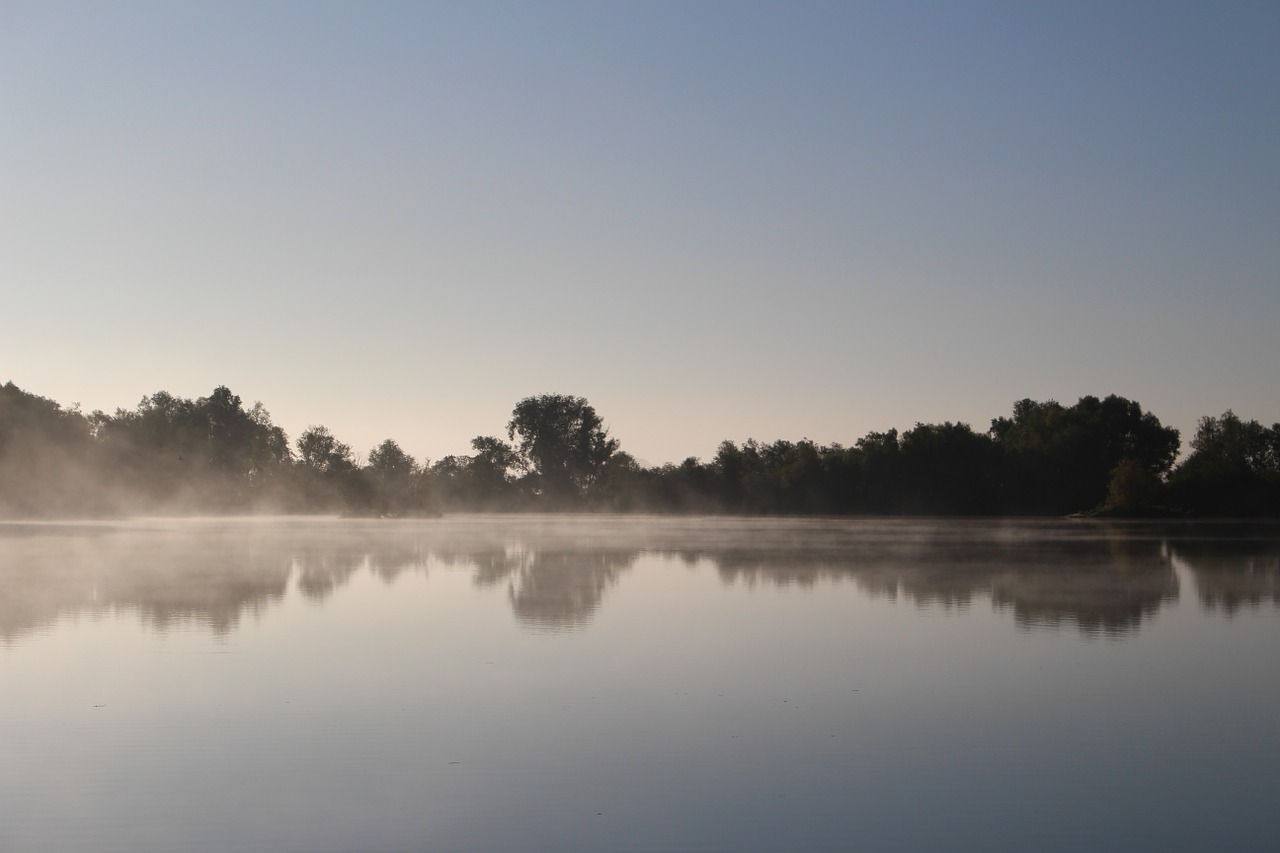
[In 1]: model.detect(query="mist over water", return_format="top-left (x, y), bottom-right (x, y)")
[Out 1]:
top-left (3, 516), bottom-right (1276, 642)
top-left (3, 516), bottom-right (1279, 851)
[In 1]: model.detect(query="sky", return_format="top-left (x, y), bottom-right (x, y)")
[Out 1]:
top-left (2, 1), bottom-right (1277, 466)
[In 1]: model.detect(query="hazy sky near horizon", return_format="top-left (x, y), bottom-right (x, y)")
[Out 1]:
top-left (3, 1), bottom-right (1277, 466)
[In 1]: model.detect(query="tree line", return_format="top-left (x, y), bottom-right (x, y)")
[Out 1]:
top-left (1, 381), bottom-right (1277, 518)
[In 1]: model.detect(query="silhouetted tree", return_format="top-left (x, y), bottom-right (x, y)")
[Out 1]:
top-left (366, 439), bottom-right (423, 515)
top-left (297, 426), bottom-right (355, 474)
top-left (294, 425), bottom-right (369, 513)
top-left (85, 386), bottom-right (293, 511)
top-left (1102, 458), bottom-right (1166, 515)
top-left (855, 429), bottom-right (902, 513)
top-left (368, 438), bottom-right (415, 479)
top-left (1168, 412), bottom-right (1280, 516)
top-left (0, 382), bottom-right (100, 516)
top-left (899, 422), bottom-right (999, 514)
top-left (990, 395), bottom-right (1179, 514)
top-left (420, 438), bottom-right (521, 511)
top-left (13, 378), bottom-right (1280, 519)
top-left (596, 450), bottom-right (647, 510)
top-left (468, 435), bottom-right (521, 506)
top-left (507, 394), bottom-right (619, 505)
top-left (426, 455), bottom-right (472, 509)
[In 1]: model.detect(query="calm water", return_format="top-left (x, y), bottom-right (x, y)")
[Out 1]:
top-left (2, 515), bottom-right (1279, 852)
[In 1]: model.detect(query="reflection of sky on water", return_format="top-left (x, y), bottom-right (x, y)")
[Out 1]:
top-left (2, 517), bottom-right (1277, 643)
top-left (4, 517), bottom-right (1280, 853)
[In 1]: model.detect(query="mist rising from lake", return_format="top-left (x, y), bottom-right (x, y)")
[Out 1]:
top-left (3, 516), bottom-right (1278, 851)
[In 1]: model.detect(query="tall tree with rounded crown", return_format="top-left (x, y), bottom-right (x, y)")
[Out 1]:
top-left (507, 394), bottom-right (618, 504)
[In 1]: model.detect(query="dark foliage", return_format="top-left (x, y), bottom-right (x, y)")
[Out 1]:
top-left (989, 395), bottom-right (1181, 515)
top-left (0, 380), bottom-right (1274, 518)
top-left (0, 382), bottom-right (100, 517)
top-left (1166, 412), bottom-right (1280, 516)
top-left (507, 394), bottom-right (619, 506)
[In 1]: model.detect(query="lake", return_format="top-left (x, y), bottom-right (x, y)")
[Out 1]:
top-left (2, 515), bottom-right (1279, 852)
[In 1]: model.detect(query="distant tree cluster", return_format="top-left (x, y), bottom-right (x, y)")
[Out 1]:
top-left (596, 396), bottom-right (1191, 516)
top-left (1, 381), bottom-right (1277, 518)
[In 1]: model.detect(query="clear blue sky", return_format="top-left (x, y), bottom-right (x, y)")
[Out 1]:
top-left (3, 1), bottom-right (1277, 465)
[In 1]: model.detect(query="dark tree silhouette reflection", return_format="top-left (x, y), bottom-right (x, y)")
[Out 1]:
top-left (1166, 524), bottom-right (1280, 614)
top-left (0, 523), bottom-right (291, 641)
top-left (689, 523), bottom-right (1180, 636)
top-left (486, 548), bottom-right (638, 630)
top-left (2, 518), bottom-right (1277, 643)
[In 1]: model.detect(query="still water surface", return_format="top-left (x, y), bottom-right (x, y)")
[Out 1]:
top-left (2, 516), bottom-right (1279, 852)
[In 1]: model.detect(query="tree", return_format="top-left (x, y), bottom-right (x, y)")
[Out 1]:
top-left (712, 440), bottom-right (752, 511)
top-left (468, 435), bottom-right (520, 502)
top-left (81, 385), bottom-right (294, 511)
top-left (990, 395), bottom-right (1180, 514)
top-left (367, 439), bottom-right (424, 514)
top-left (1185, 411), bottom-right (1277, 473)
top-left (855, 429), bottom-right (901, 513)
top-left (470, 435), bottom-right (520, 477)
top-left (898, 421), bottom-right (999, 514)
top-left (368, 439), bottom-right (416, 481)
top-left (1168, 412), bottom-right (1280, 516)
top-left (297, 426), bottom-right (355, 474)
top-left (0, 382), bottom-right (98, 516)
top-left (507, 394), bottom-right (619, 503)
top-left (199, 386), bottom-right (255, 474)
top-left (1103, 458), bottom-right (1164, 514)
top-left (598, 450), bottom-right (646, 510)
top-left (247, 402), bottom-right (292, 473)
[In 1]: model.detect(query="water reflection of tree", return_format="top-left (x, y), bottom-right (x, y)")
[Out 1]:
top-left (0, 525), bottom-right (291, 641)
top-left (1168, 527), bottom-right (1280, 614)
top-left (690, 528), bottom-right (1177, 637)
top-left (3, 519), bottom-right (1277, 642)
top-left (292, 550), bottom-right (361, 600)
top-left (0, 523), bottom-right (439, 641)
top-left (0, 522), bottom-right (639, 639)
top-left (290, 540), bottom-right (430, 600)
top-left (283, 536), bottom-right (640, 628)
top-left (471, 547), bottom-right (639, 630)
